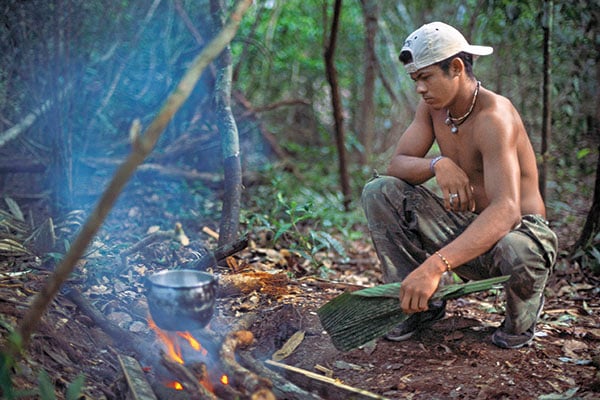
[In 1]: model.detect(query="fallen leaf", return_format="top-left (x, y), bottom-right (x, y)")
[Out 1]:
top-left (562, 339), bottom-right (588, 359)
top-left (4, 197), bottom-right (24, 221)
top-left (272, 330), bottom-right (305, 361)
top-left (334, 360), bottom-right (364, 371)
top-left (537, 386), bottom-right (579, 400)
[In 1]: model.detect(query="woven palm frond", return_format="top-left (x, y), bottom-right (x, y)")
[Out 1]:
top-left (317, 275), bottom-right (510, 352)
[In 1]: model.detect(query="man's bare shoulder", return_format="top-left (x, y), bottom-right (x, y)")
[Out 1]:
top-left (474, 89), bottom-right (523, 138)
top-left (479, 88), bottom-right (517, 116)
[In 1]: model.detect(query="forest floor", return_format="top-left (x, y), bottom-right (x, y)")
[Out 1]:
top-left (1, 168), bottom-right (599, 400)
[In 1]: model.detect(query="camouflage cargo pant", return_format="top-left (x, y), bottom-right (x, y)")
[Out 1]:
top-left (361, 175), bottom-right (558, 334)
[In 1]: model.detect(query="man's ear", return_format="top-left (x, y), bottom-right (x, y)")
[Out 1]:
top-left (450, 57), bottom-right (464, 77)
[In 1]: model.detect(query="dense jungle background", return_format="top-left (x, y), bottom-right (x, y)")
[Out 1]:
top-left (0, 0), bottom-right (599, 399)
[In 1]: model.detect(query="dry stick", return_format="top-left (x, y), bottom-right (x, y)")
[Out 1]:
top-left (6, 0), bottom-right (253, 359)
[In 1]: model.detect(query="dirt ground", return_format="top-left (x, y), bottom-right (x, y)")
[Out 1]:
top-left (1, 172), bottom-right (599, 400)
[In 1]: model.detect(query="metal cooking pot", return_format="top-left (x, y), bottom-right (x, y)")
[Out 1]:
top-left (146, 269), bottom-right (217, 331)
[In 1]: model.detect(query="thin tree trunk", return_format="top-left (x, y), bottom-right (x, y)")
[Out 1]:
top-left (5, 0), bottom-right (252, 358)
top-left (51, 0), bottom-right (74, 213)
top-left (358, 0), bottom-right (378, 165)
top-left (539, 0), bottom-right (553, 202)
top-left (324, 0), bottom-right (351, 210)
top-left (212, 0), bottom-right (242, 246)
top-left (232, 1), bottom-right (264, 83)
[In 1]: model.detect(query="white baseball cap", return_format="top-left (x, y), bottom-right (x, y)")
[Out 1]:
top-left (400, 22), bottom-right (493, 73)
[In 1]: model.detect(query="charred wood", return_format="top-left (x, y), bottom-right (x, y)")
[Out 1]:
top-left (160, 354), bottom-right (218, 400)
top-left (219, 330), bottom-right (273, 396)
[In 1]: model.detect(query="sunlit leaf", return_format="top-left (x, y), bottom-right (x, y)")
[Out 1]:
top-left (38, 370), bottom-right (57, 400)
top-left (65, 374), bottom-right (85, 400)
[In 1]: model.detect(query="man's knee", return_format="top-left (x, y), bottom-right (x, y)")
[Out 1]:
top-left (362, 176), bottom-right (411, 205)
top-left (493, 232), bottom-right (551, 295)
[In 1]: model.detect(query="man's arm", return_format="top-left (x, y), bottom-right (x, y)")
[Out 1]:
top-left (387, 100), bottom-right (435, 184)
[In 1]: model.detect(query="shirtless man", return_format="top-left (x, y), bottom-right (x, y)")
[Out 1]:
top-left (361, 22), bottom-right (558, 349)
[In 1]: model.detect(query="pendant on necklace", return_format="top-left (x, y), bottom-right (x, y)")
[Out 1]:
top-left (444, 117), bottom-right (458, 134)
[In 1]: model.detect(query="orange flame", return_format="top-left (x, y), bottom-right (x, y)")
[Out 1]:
top-left (165, 381), bottom-right (184, 390)
top-left (177, 331), bottom-right (208, 357)
top-left (220, 374), bottom-right (229, 385)
top-left (148, 317), bottom-right (184, 364)
top-left (148, 315), bottom-right (230, 393)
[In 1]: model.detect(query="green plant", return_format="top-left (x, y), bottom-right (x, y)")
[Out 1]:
top-left (241, 161), bottom-right (366, 274)
top-left (0, 322), bottom-right (85, 400)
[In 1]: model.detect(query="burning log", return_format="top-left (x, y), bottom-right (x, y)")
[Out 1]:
top-left (219, 330), bottom-right (274, 397)
top-left (160, 353), bottom-right (217, 400)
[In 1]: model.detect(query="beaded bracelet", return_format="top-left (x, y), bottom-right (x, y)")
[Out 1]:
top-left (430, 156), bottom-right (444, 174)
top-left (435, 251), bottom-right (452, 272)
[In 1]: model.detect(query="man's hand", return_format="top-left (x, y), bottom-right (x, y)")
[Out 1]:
top-left (399, 257), bottom-right (445, 314)
top-left (432, 157), bottom-right (476, 212)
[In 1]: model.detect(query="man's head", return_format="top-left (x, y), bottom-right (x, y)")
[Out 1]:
top-left (399, 22), bottom-right (493, 74)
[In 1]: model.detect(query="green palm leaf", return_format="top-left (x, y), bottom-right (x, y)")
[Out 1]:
top-left (317, 275), bottom-right (510, 352)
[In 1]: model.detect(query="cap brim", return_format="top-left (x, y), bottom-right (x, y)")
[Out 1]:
top-left (466, 45), bottom-right (493, 56)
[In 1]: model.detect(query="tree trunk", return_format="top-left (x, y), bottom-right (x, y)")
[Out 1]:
top-left (539, 0), bottom-right (553, 203)
top-left (570, 37), bottom-right (600, 259)
top-left (358, 0), bottom-right (379, 165)
top-left (50, 0), bottom-right (74, 214)
top-left (212, 0), bottom-right (242, 246)
top-left (324, 0), bottom-right (351, 210)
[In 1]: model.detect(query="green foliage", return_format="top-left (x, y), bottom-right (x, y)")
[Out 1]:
top-left (38, 370), bottom-right (85, 400)
top-left (241, 157), bottom-right (366, 274)
top-left (0, 324), bottom-right (85, 400)
top-left (1, 329), bottom-right (35, 399)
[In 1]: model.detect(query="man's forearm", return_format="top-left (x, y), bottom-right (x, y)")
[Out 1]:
top-left (436, 203), bottom-right (520, 268)
top-left (387, 155), bottom-right (435, 185)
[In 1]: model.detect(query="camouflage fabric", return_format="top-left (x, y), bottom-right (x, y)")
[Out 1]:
top-left (361, 175), bottom-right (558, 335)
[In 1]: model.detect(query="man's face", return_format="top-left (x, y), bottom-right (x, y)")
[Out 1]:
top-left (409, 64), bottom-right (455, 110)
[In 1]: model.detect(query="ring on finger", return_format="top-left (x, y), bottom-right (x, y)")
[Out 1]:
top-left (449, 193), bottom-right (459, 206)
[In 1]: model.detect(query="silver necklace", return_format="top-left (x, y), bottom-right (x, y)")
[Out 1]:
top-left (445, 81), bottom-right (481, 134)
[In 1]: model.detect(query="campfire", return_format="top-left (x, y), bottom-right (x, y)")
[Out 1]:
top-left (144, 314), bottom-right (274, 400)
top-left (65, 265), bottom-right (389, 400)
top-left (147, 315), bottom-right (227, 395)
